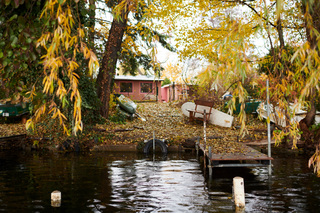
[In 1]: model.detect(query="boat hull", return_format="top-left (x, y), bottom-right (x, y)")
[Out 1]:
top-left (117, 95), bottom-right (137, 115)
top-left (181, 102), bottom-right (234, 128)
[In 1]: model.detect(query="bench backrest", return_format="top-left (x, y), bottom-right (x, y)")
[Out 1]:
top-left (194, 100), bottom-right (214, 108)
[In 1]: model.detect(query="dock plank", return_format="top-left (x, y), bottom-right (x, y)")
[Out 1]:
top-left (198, 142), bottom-right (273, 167)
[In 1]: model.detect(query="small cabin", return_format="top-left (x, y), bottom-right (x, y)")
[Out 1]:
top-left (114, 75), bottom-right (163, 102)
top-left (161, 83), bottom-right (189, 102)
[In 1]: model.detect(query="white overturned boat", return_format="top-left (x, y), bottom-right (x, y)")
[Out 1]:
top-left (181, 102), bottom-right (234, 128)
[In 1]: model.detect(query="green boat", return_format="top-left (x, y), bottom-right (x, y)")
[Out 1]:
top-left (225, 100), bottom-right (261, 114)
top-left (117, 95), bottom-right (137, 115)
top-left (234, 101), bottom-right (261, 114)
top-left (0, 102), bottom-right (30, 117)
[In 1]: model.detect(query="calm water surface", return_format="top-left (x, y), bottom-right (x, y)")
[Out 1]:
top-left (0, 149), bottom-right (320, 212)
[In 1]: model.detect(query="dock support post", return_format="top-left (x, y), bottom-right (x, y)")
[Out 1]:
top-left (153, 131), bottom-right (155, 153)
top-left (196, 137), bottom-right (199, 157)
top-left (208, 146), bottom-right (212, 177)
top-left (266, 79), bottom-right (272, 175)
top-left (233, 177), bottom-right (245, 210)
top-left (204, 151), bottom-right (207, 169)
top-left (203, 110), bottom-right (207, 150)
top-left (203, 110), bottom-right (207, 170)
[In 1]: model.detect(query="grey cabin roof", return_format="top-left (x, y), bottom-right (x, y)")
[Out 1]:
top-left (114, 75), bottom-right (163, 81)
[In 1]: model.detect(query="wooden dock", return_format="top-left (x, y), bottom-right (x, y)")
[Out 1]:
top-left (197, 142), bottom-right (273, 168)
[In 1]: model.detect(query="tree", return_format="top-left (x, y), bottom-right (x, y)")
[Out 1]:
top-left (161, 62), bottom-right (183, 84)
top-left (0, 0), bottom-right (45, 100)
top-left (150, 0), bottom-right (320, 175)
top-left (96, 0), bottom-right (129, 119)
top-left (161, 77), bottom-right (171, 86)
top-left (96, 0), bottom-right (174, 118)
top-left (1, 0), bottom-right (99, 136)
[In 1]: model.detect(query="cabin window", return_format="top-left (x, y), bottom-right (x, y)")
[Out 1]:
top-left (141, 83), bottom-right (153, 93)
top-left (120, 82), bottom-right (132, 93)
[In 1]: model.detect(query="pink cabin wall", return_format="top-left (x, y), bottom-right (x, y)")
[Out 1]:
top-left (114, 80), bottom-right (162, 102)
top-left (160, 87), bottom-right (167, 102)
top-left (161, 84), bottom-right (189, 102)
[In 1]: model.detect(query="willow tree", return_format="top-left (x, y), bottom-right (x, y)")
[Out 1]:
top-left (297, 0), bottom-right (320, 175)
top-left (150, 0), bottom-right (320, 175)
top-left (1, 0), bottom-right (99, 136)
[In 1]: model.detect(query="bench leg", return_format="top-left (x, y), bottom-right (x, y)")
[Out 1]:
top-left (189, 111), bottom-right (194, 122)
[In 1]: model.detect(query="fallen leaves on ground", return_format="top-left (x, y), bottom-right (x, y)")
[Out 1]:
top-left (95, 102), bottom-right (269, 148)
top-left (0, 102), bottom-right (269, 152)
top-left (0, 123), bottom-right (27, 137)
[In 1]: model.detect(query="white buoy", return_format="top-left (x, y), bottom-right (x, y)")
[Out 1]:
top-left (51, 190), bottom-right (61, 207)
top-left (233, 177), bottom-right (245, 209)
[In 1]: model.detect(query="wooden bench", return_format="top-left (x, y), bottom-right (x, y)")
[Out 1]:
top-left (187, 100), bottom-right (214, 122)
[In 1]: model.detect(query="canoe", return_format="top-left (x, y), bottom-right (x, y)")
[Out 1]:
top-left (257, 102), bottom-right (320, 127)
top-left (117, 95), bottom-right (137, 115)
top-left (181, 102), bottom-right (234, 128)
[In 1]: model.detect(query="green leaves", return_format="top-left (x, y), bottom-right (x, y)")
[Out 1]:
top-left (9, 14), bottom-right (18, 21)
top-left (10, 36), bottom-right (18, 48)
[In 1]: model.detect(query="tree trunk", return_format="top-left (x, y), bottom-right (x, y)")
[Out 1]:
top-left (96, 2), bottom-right (128, 118)
top-left (276, 18), bottom-right (285, 49)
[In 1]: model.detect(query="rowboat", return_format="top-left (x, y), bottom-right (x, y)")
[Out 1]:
top-left (181, 102), bottom-right (234, 128)
top-left (116, 95), bottom-right (146, 121)
top-left (117, 94), bottom-right (137, 115)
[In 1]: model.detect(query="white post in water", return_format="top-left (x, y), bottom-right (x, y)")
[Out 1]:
top-left (51, 190), bottom-right (61, 207)
top-left (233, 177), bottom-right (245, 209)
top-left (267, 79), bottom-right (272, 175)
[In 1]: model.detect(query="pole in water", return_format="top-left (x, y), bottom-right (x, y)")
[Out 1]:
top-left (51, 190), bottom-right (61, 207)
top-left (153, 131), bottom-right (155, 153)
top-left (208, 146), bottom-right (212, 177)
top-left (266, 79), bottom-right (272, 175)
top-left (203, 110), bottom-right (207, 150)
top-left (203, 110), bottom-right (207, 170)
top-left (196, 136), bottom-right (200, 157)
top-left (233, 177), bottom-right (245, 210)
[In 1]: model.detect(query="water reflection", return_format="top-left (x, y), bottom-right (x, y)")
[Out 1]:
top-left (0, 150), bottom-right (320, 212)
top-left (109, 158), bottom-right (213, 212)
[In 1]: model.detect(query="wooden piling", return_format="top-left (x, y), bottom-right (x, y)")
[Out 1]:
top-left (196, 137), bottom-right (199, 157)
top-left (203, 110), bottom-right (207, 170)
top-left (203, 110), bottom-right (207, 150)
top-left (208, 146), bottom-right (212, 176)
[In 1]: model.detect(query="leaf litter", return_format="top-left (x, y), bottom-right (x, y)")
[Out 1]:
top-left (0, 102), bottom-right (269, 154)
top-left (95, 102), bottom-right (269, 153)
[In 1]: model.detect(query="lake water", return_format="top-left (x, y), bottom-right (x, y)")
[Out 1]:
top-left (0, 149), bottom-right (320, 212)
